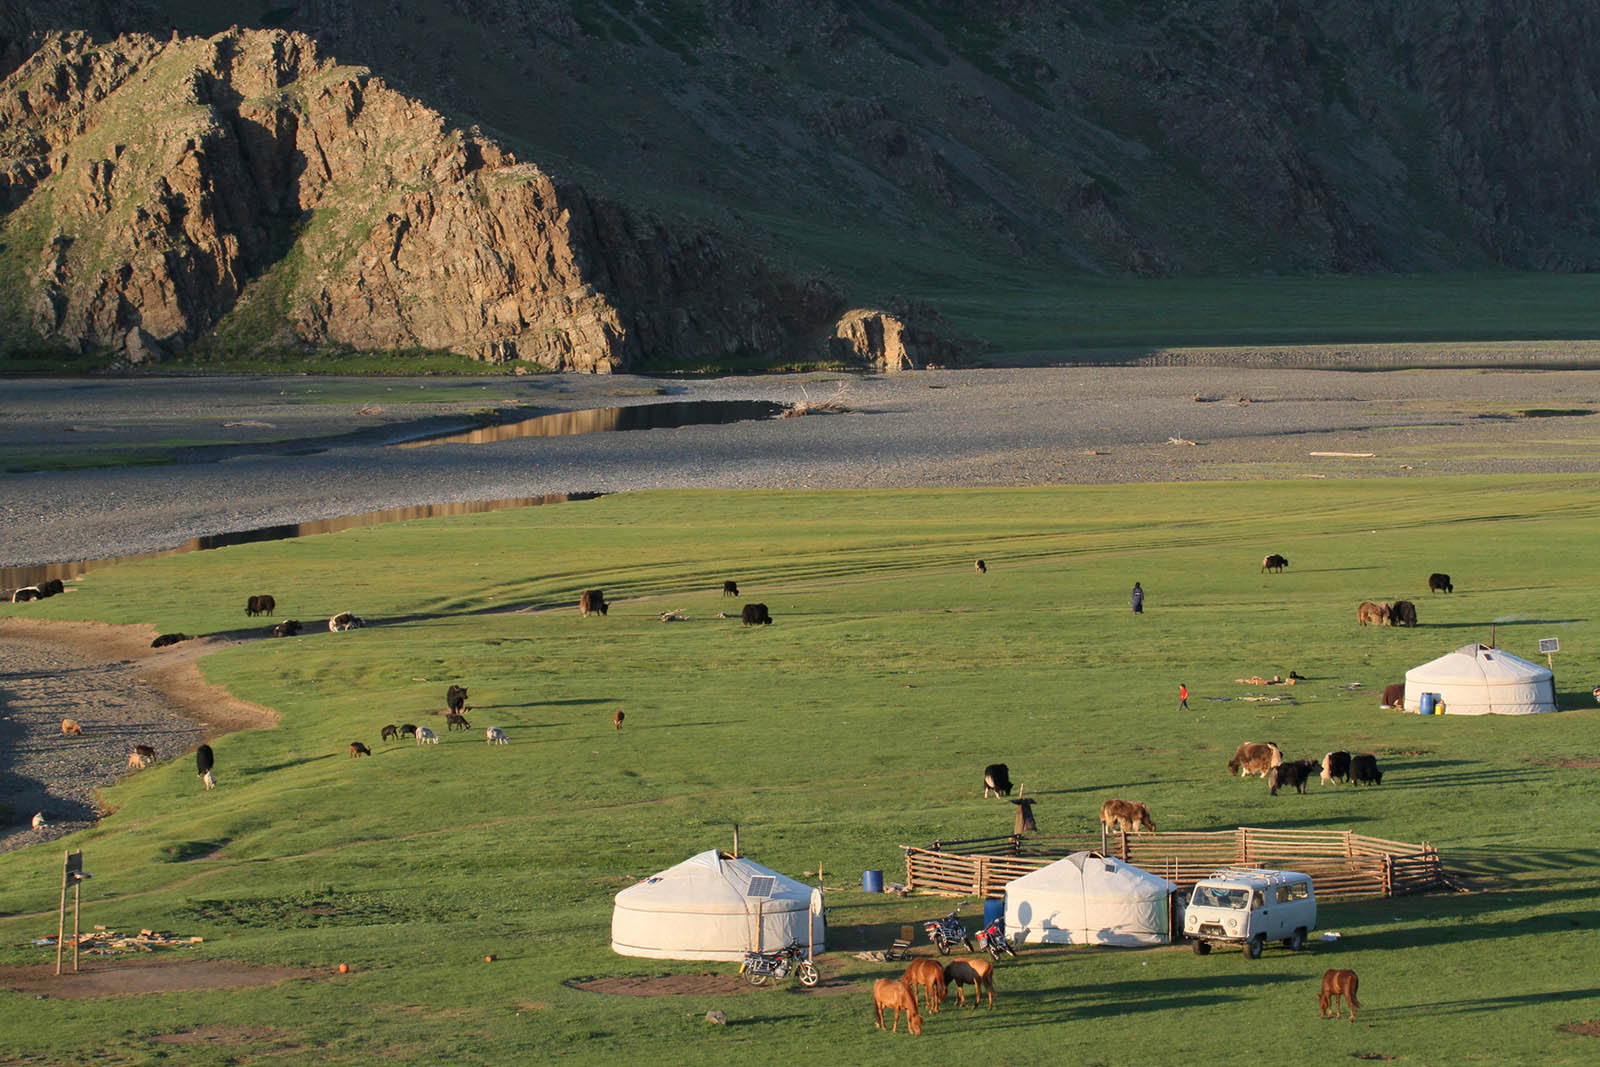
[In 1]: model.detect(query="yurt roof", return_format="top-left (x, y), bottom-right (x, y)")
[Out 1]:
top-left (1006, 850), bottom-right (1177, 896)
top-left (614, 850), bottom-right (815, 913)
top-left (1407, 644), bottom-right (1552, 685)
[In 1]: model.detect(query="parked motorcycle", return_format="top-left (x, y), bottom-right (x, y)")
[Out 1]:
top-left (924, 905), bottom-right (975, 955)
top-left (974, 916), bottom-right (1018, 959)
top-left (739, 941), bottom-right (820, 986)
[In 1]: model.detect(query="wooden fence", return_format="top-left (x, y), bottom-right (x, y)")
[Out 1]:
top-left (903, 827), bottom-right (1444, 901)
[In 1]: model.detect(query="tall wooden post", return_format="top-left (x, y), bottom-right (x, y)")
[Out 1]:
top-left (55, 852), bottom-right (68, 976)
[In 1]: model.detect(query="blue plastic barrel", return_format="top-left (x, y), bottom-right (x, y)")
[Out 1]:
top-left (862, 869), bottom-right (884, 893)
top-left (1420, 693), bottom-right (1437, 715)
top-left (983, 897), bottom-right (1005, 927)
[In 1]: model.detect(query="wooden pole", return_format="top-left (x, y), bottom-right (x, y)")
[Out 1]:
top-left (732, 824), bottom-right (740, 859)
top-left (72, 881), bottom-right (80, 973)
top-left (55, 852), bottom-right (68, 976)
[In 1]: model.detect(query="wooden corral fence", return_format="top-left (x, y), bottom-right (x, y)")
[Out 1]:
top-left (903, 827), bottom-right (1444, 901)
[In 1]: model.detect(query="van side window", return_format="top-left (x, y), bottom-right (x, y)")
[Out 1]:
top-left (1280, 882), bottom-right (1309, 902)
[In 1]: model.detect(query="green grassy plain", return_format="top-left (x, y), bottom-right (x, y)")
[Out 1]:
top-left (3, 480), bottom-right (1600, 1064)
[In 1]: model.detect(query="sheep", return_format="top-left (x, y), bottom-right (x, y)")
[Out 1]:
top-left (329, 611), bottom-right (364, 632)
top-left (486, 726), bottom-right (509, 745)
top-left (60, 718), bottom-right (83, 737)
top-left (416, 727), bottom-right (439, 745)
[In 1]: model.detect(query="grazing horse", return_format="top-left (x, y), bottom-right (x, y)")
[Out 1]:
top-left (872, 978), bottom-right (923, 1035)
top-left (1320, 969), bottom-right (1360, 1021)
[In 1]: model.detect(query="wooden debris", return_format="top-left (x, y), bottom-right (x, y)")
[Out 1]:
top-left (1168, 437), bottom-right (1198, 446)
top-left (1310, 451), bottom-right (1375, 457)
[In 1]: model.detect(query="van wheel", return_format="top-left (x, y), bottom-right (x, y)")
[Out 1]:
top-left (1191, 940), bottom-right (1211, 955)
top-left (1286, 928), bottom-right (1306, 951)
top-left (1244, 935), bottom-right (1264, 959)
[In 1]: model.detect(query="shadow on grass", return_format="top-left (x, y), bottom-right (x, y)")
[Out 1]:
top-left (1447, 847), bottom-right (1600, 876)
top-left (984, 972), bottom-right (1301, 1027)
top-left (249, 753), bottom-right (337, 774)
top-left (1386, 986), bottom-right (1600, 1016)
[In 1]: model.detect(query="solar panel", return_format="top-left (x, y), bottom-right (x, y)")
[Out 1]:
top-left (745, 876), bottom-right (776, 898)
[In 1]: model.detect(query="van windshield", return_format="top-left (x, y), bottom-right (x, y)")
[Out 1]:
top-left (1191, 885), bottom-right (1251, 910)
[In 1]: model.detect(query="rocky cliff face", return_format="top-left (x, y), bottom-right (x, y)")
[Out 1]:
top-left (4, 2), bottom-right (1600, 368)
top-left (0, 27), bottom-right (872, 369)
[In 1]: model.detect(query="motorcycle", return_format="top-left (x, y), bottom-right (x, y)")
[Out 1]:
top-left (739, 941), bottom-right (820, 986)
top-left (974, 916), bottom-right (1018, 959)
top-left (924, 905), bottom-right (975, 955)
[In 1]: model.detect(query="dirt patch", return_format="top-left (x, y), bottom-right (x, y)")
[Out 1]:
top-left (567, 971), bottom-right (866, 997)
top-left (0, 959), bottom-right (317, 999)
top-left (0, 618), bottom-right (278, 852)
top-left (150, 1024), bottom-right (296, 1045)
top-left (1558, 1020), bottom-right (1600, 1037)
top-left (1546, 758), bottom-right (1600, 769)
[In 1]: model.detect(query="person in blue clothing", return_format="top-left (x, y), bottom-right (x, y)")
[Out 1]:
top-left (1131, 581), bottom-right (1144, 614)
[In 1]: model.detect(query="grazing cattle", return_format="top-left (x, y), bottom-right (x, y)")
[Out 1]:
top-left (1350, 753), bottom-right (1383, 786)
top-left (446, 685), bottom-right (469, 713)
top-left (580, 589), bottom-right (608, 617)
top-left (943, 958), bottom-right (996, 1009)
top-left (872, 978), bottom-right (923, 1035)
top-left (60, 718), bottom-right (83, 737)
top-left (150, 633), bottom-right (190, 648)
top-left (12, 586), bottom-right (41, 602)
top-left (1228, 741), bottom-right (1284, 778)
top-left (613, 709), bottom-right (625, 730)
top-left (196, 744), bottom-right (215, 790)
top-left (974, 558), bottom-right (987, 574)
top-left (416, 726), bottom-right (439, 745)
top-left (1011, 795), bottom-right (1039, 834)
top-left (1101, 798), bottom-right (1156, 833)
top-left (486, 726), bottom-right (509, 745)
top-left (445, 712), bottom-right (472, 731)
top-left (381, 724), bottom-right (399, 742)
top-left (1321, 750), bottom-right (1352, 785)
top-left (901, 959), bottom-right (948, 1014)
top-left (246, 594), bottom-right (276, 617)
top-left (1357, 601), bottom-right (1391, 626)
top-left (1428, 572), bottom-right (1453, 594)
top-left (272, 619), bottom-right (302, 637)
top-left (722, 580), bottom-right (740, 597)
top-left (1320, 969), bottom-right (1361, 1021)
top-left (399, 723), bottom-right (418, 739)
top-left (1381, 683), bottom-right (1406, 709)
top-left (983, 763), bottom-right (1013, 798)
top-left (349, 741), bottom-right (372, 758)
top-left (1269, 759), bottom-right (1320, 795)
top-left (1391, 600), bottom-right (1418, 628)
top-left (329, 611), bottom-right (364, 632)
top-left (741, 602), bottom-right (772, 626)
top-left (1261, 554), bottom-right (1289, 573)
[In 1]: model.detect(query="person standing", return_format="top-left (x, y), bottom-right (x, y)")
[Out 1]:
top-left (1178, 683), bottom-right (1189, 711)
top-left (1131, 581), bottom-right (1144, 614)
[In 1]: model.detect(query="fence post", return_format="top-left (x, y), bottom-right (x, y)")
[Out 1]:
top-left (1237, 827), bottom-right (1249, 865)
top-left (975, 856), bottom-right (987, 898)
top-left (1344, 830), bottom-right (1353, 858)
top-left (1382, 854), bottom-right (1393, 896)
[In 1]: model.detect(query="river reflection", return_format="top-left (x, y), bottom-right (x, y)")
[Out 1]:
top-left (2, 493), bottom-right (598, 593)
top-left (391, 400), bottom-right (787, 448)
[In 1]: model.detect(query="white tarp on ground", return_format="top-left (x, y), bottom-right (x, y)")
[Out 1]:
top-left (1404, 643), bottom-right (1557, 715)
top-left (611, 850), bottom-right (825, 961)
top-left (1004, 851), bottom-right (1178, 947)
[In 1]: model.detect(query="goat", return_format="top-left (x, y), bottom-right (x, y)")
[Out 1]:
top-left (381, 724), bottom-right (399, 742)
top-left (486, 726), bottom-right (509, 745)
top-left (445, 712), bottom-right (472, 731)
top-left (416, 726), bottom-right (439, 745)
top-left (349, 741), bottom-right (372, 758)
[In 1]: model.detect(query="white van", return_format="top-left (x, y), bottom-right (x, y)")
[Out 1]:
top-left (1182, 867), bottom-right (1316, 958)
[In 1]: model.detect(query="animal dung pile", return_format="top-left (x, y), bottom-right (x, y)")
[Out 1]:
top-left (34, 926), bottom-right (203, 956)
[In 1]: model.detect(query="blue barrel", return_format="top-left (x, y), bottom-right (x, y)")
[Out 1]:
top-left (1420, 693), bottom-right (1437, 715)
top-left (862, 869), bottom-right (883, 893)
top-left (983, 898), bottom-right (1005, 927)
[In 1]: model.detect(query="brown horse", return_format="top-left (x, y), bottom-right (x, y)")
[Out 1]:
top-left (1319, 969), bottom-right (1360, 1021)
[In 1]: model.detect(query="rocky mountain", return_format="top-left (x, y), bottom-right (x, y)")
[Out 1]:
top-left (2, 1), bottom-right (1599, 370)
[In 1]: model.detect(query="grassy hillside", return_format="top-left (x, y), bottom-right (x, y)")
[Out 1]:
top-left (3, 480), bottom-right (1600, 1063)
